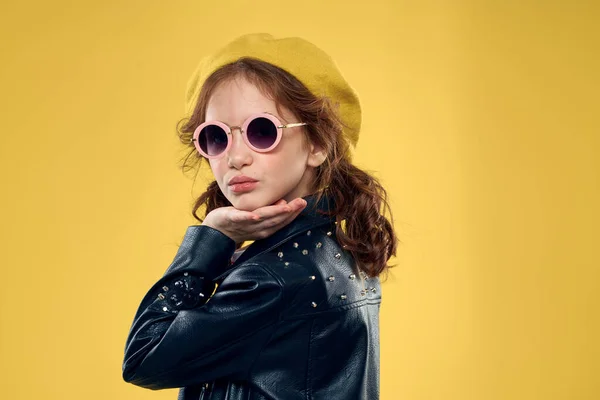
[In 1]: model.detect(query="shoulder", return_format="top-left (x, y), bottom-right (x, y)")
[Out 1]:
top-left (235, 224), bottom-right (382, 318)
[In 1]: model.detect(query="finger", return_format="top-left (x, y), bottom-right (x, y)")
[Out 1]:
top-left (251, 197), bottom-right (307, 222)
top-left (287, 198), bottom-right (307, 211)
top-left (230, 211), bottom-right (261, 222)
top-left (270, 198), bottom-right (306, 213)
top-left (253, 205), bottom-right (304, 231)
top-left (281, 206), bottom-right (305, 224)
top-left (253, 203), bottom-right (293, 219)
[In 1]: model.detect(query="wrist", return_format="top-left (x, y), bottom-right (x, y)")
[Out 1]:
top-left (201, 220), bottom-right (238, 244)
top-left (162, 224), bottom-right (237, 279)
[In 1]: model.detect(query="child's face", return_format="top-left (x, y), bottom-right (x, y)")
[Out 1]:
top-left (205, 76), bottom-right (325, 211)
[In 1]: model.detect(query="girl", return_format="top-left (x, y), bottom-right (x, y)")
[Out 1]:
top-left (122, 33), bottom-right (398, 400)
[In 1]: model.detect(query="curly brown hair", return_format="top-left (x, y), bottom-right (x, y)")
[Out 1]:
top-left (175, 57), bottom-right (399, 279)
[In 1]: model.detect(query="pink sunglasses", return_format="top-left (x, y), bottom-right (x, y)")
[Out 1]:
top-left (190, 112), bottom-right (307, 159)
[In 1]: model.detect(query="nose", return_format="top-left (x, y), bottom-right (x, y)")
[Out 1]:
top-left (226, 127), bottom-right (253, 169)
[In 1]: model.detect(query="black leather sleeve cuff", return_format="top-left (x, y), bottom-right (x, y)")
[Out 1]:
top-left (162, 224), bottom-right (236, 282)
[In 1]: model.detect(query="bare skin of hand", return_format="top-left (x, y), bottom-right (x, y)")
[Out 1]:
top-left (201, 197), bottom-right (308, 245)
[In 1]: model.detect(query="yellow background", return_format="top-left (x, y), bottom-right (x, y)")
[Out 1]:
top-left (1, 1), bottom-right (598, 399)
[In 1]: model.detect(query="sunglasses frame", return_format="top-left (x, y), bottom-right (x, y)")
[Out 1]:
top-left (190, 112), bottom-right (307, 159)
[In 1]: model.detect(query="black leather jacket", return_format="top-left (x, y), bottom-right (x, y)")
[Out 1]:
top-left (122, 193), bottom-right (381, 399)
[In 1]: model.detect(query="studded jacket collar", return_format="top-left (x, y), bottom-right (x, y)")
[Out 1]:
top-left (122, 192), bottom-right (381, 399)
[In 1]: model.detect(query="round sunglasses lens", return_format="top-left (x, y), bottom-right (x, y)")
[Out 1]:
top-left (247, 117), bottom-right (278, 149)
top-left (199, 125), bottom-right (228, 156)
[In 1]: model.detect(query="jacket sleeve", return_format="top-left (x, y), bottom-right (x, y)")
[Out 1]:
top-left (121, 224), bottom-right (284, 390)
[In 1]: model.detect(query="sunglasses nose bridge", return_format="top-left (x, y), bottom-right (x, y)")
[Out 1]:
top-left (228, 125), bottom-right (245, 143)
top-left (227, 125), bottom-right (251, 154)
top-left (228, 125), bottom-right (245, 144)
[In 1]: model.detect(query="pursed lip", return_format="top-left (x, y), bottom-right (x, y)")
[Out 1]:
top-left (228, 175), bottom-right (258, 186)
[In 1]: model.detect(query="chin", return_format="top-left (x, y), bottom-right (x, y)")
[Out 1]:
top-left (228, 194), bottom-right (267, 212)
top-left (230, 199), bottom-right (256, 211)
top-left (227, 190), bottom-right (283, 212)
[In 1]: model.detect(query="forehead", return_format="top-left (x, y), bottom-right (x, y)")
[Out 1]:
top-left (205, 76), bottom-right (293, 124)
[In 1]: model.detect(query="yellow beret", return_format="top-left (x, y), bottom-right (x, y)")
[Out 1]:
top-left (184, 33), bottom-right (361, 150)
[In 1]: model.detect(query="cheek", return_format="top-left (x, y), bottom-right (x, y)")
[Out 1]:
top-left (266, 148), bottom-right (308, 178)
top-left (260, 154), bottom-right (289, 177)
top-left (208, 160), bottom-right (226, 181)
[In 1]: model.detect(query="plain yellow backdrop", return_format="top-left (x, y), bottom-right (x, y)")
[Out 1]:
top-left (0, 1), bottom-right (598, 399)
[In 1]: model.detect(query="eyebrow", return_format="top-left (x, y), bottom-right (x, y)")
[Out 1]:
top-left (206, 111), bottom-right (285, 125)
